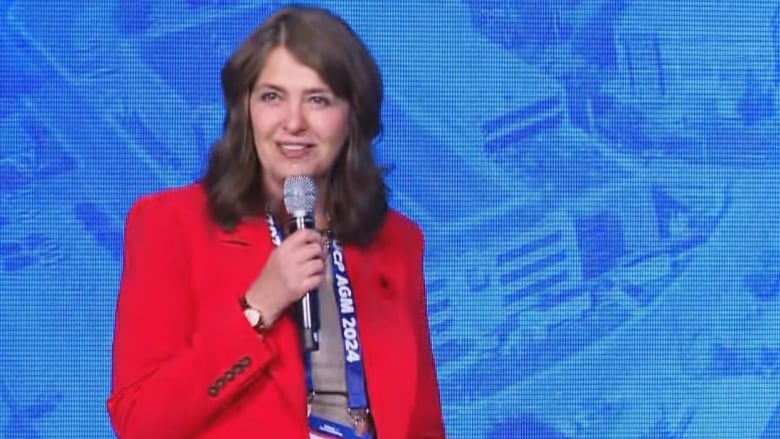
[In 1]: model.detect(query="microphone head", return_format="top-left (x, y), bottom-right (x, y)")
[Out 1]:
top-left (283, 176), bottom-right (317, 217)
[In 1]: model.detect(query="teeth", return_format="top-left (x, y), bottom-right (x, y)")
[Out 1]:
top-left (280, 143), bottom-right (307, 152)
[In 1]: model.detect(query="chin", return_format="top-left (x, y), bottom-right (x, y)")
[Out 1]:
top-left (287, 165), bottom-right (324, 178)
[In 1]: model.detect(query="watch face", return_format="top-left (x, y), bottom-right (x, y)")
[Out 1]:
top-left (244, 308), bottom-right (260, 326)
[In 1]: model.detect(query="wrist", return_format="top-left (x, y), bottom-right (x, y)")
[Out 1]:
top-left (241, 295), bottom-right (271, 333)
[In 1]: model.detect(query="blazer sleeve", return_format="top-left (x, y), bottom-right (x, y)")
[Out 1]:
top-left (107, 195), bottom-right (278, 439)
top-left (407, 227), bottom-right (448, 438)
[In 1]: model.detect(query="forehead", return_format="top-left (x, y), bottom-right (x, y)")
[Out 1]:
top-left (255, 47), bottom-right (331, 91)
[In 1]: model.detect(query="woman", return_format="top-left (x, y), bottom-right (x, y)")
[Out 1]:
top-left (107, 5), bottom-right (446, 439)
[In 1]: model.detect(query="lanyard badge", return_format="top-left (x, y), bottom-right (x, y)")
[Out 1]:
top-left (265, 213), bottom-right (373, 438)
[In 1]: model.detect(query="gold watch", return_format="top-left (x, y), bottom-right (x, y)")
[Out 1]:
top-left (241, 296), bottom-right (267, 333)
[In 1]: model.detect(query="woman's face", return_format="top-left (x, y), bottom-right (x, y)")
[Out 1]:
top-left (249, 46), bottom-right (350, 202)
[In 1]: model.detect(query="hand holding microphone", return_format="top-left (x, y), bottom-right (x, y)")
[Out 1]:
top-left (244, 228), bottom-right (324, 329)
top-left (244, 176), bottom-right (322, 351)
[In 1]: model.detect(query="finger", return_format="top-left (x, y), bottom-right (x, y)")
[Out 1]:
top-left (288, 242), bottom-right (325, 264)
top-left (300, 274), bottom-right (325, 294)
top-left (287, 228), bottom-right (322, 244)
top-left (299, 258), bottom-right (325, 278)
top-left (303, 229), bottom-right (323, 244)
top-left (276, 232), bottom-right (319, 257)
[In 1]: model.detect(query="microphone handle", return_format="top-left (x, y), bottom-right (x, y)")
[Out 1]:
top-left (288, 214), bottom-right (320, 352)
top-left (300, 294), bottom-right (318, 351)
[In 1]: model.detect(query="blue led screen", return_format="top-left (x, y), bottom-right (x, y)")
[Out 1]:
top-left (1, 1), bottom-right (780, 438)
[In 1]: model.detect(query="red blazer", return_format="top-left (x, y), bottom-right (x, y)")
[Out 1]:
top-left (107, 184), bottom-right (446, 439)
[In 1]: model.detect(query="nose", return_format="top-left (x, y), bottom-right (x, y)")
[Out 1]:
top-left (283, 102), bottom-right (306, 133)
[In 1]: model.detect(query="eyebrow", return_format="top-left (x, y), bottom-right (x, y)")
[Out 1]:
top-left (254, 83), bottom-right (334, 95)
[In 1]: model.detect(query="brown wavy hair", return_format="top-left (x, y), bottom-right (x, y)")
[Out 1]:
top-left (202, 5), bottom-right (388, 246)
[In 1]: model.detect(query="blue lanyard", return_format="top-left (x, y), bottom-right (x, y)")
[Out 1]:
top-left (265, 213), bottom-right (372, 438)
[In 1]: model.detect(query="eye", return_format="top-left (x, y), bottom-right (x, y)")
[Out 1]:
top-left (259, 91), bottom-right (281, 102)
top-left (309, 95), bottom-right (332, 106)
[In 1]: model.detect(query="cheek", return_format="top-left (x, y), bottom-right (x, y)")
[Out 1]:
top-left (249, 107), bottom-right (276, 140)
top-left (324, 112), bottom-right (350, 144)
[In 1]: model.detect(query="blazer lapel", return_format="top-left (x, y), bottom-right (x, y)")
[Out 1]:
top-left (213, 218), bottom-right (309, 428)
top-left (346, 241), bottom-right (417, 438)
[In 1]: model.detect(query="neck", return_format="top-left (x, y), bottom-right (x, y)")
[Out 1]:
top-left (314, 196), bottom-right (329, 230)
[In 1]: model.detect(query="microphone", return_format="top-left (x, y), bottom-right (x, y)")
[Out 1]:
top-left (283, 175), bottom-right (320, 352)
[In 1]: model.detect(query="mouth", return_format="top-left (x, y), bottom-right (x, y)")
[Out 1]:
top-left (277, 142), bottom-right (314, 158)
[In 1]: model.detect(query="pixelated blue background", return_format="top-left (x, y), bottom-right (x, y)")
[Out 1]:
top-left (1, 0), bottom-right (780, 438)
